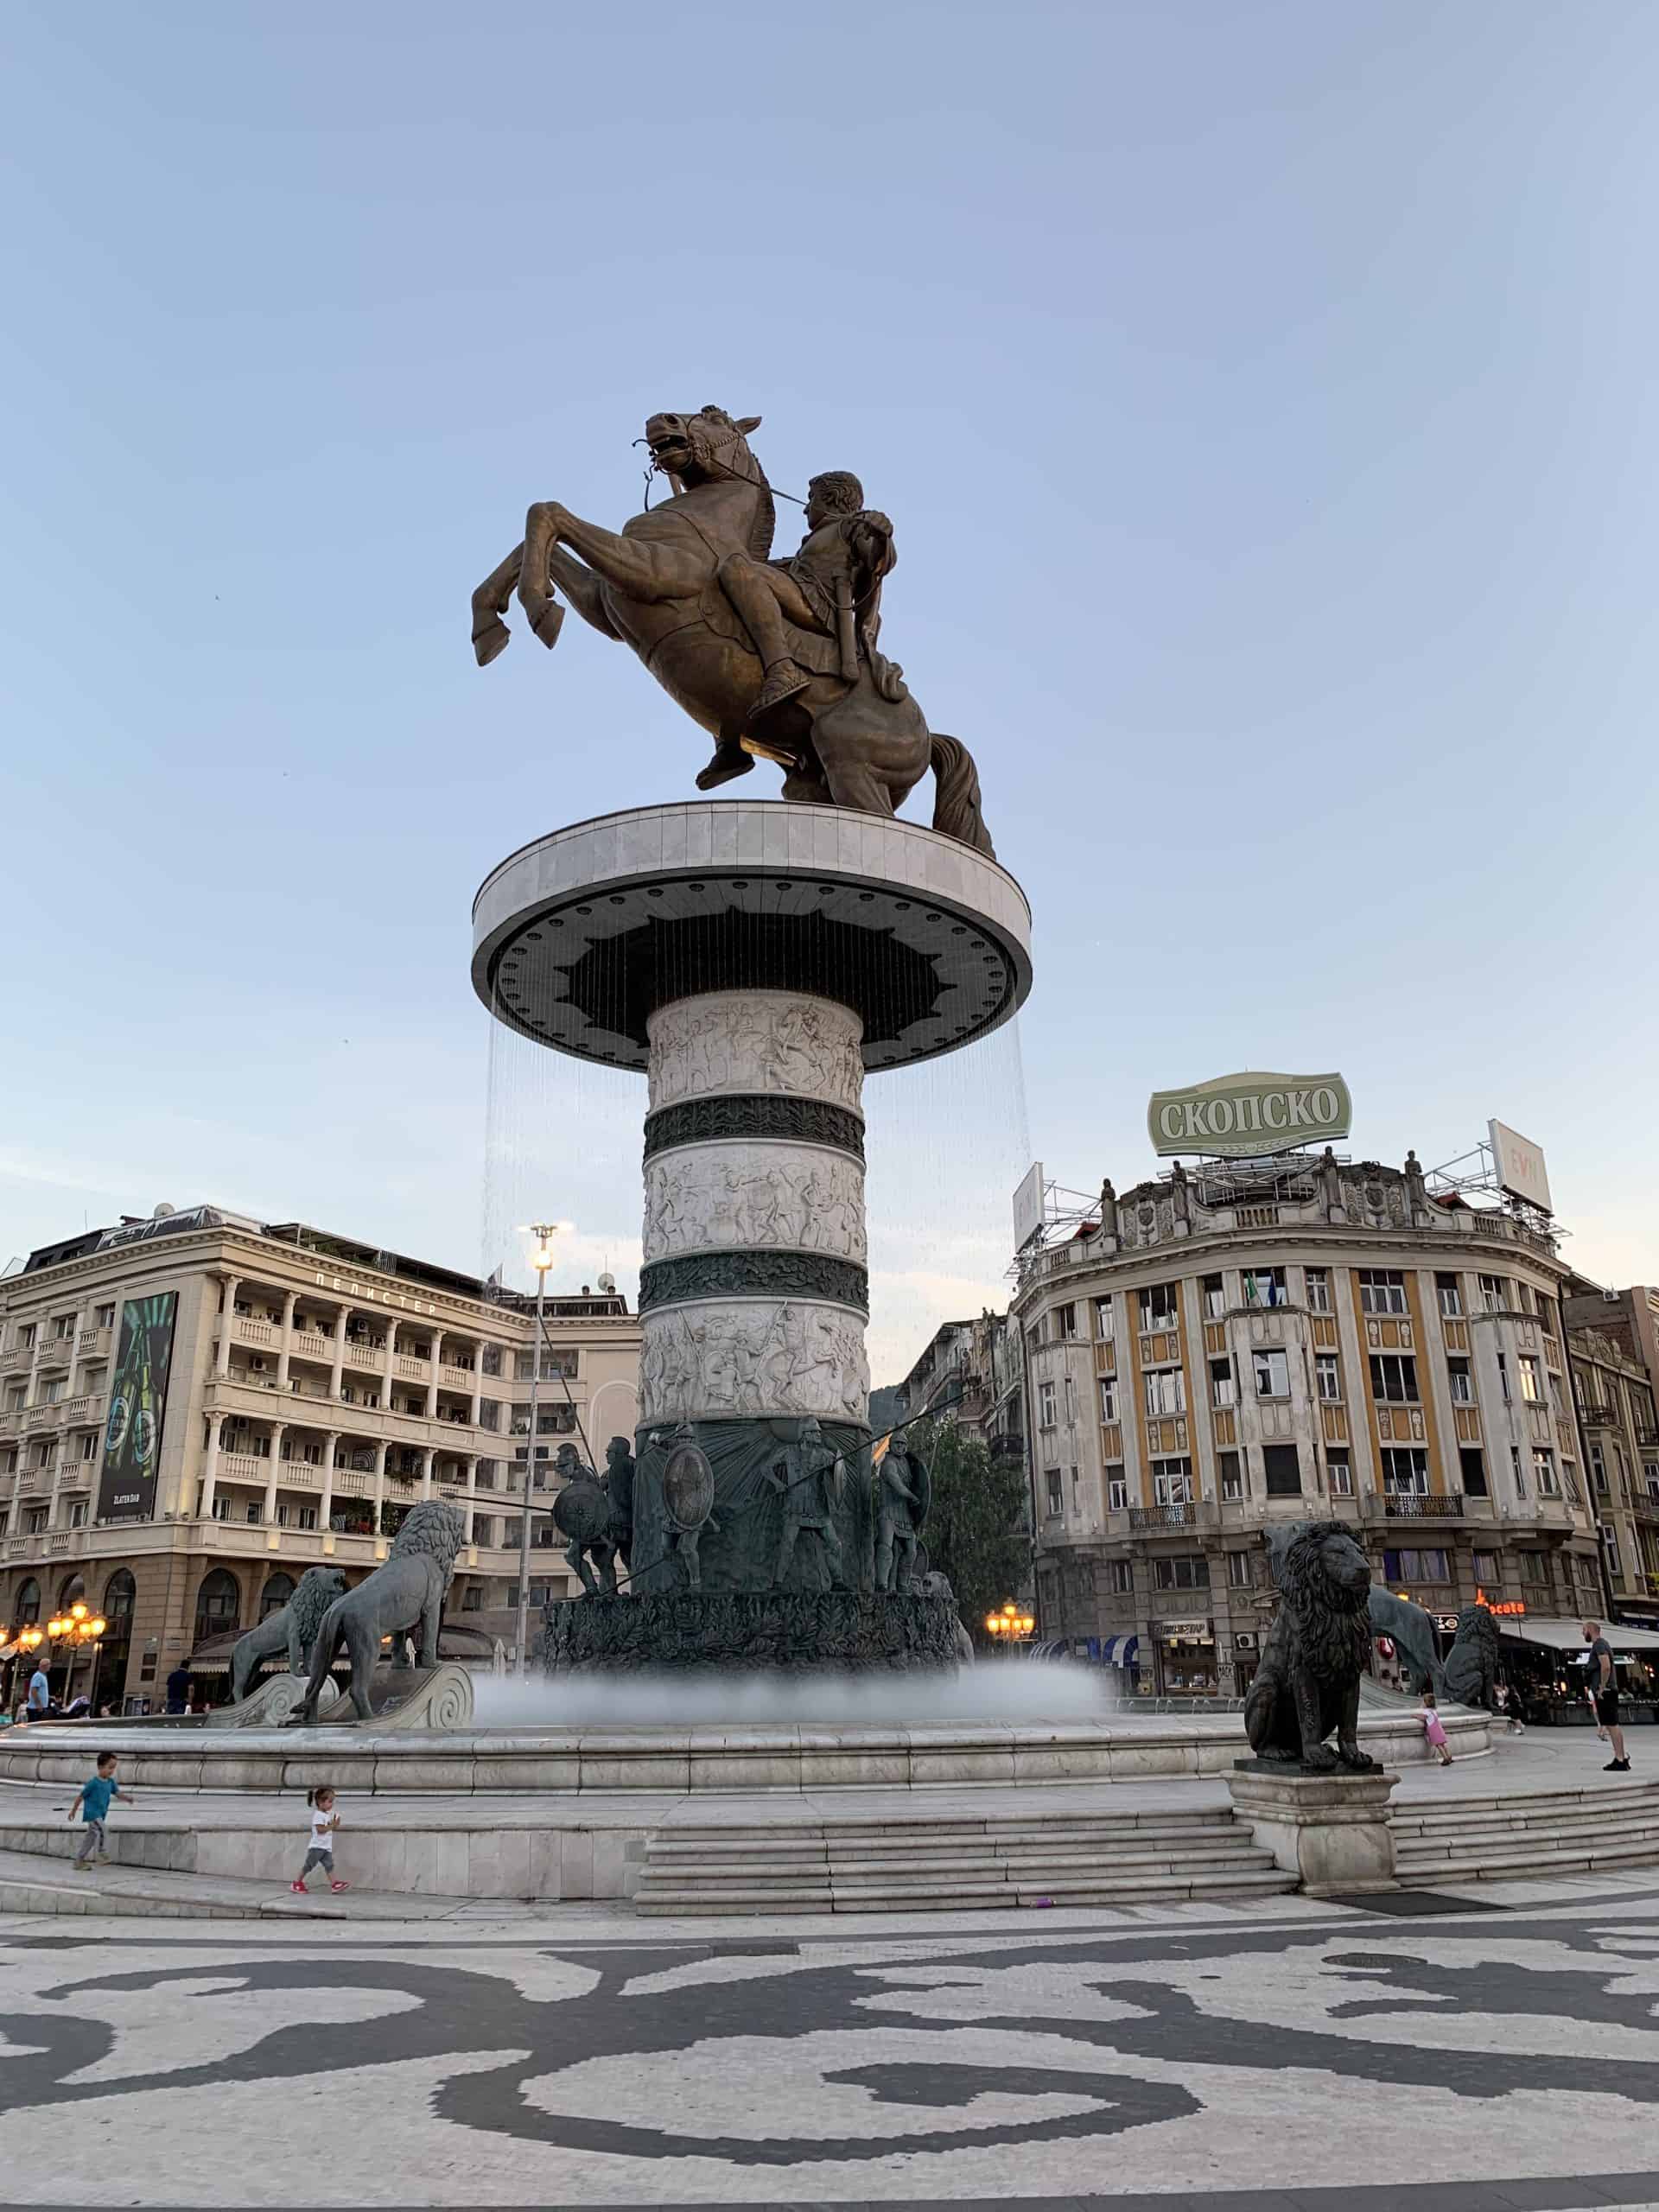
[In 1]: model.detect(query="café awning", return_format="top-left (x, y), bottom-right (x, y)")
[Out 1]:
top-left (1498, 1618), bottom-right (1659, 1656)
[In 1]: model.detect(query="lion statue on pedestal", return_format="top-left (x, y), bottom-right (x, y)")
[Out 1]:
top-left (292, 1502), bottom-right (466, 1725)
top-left (229, 1566), bottom-right (347, 1701)
top-left (1244, 1520), bottom-right (1379, 1773)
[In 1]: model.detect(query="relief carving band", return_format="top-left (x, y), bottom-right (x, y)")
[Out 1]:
top-left (639, 1300), bottom-right (868, 1426)
top-left (647, 993), bottom-right (865, 1114)
top-left (643, 1145), bottom-right (867, 1265)
top-left (472, 406), bottom-right (995, 853)
top-left (640, 1250), bottom-right (868, 1315)
top-left (644, 1094), bottom-right (865, 1166)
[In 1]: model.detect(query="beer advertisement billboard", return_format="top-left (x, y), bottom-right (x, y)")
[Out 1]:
top-left (95, 1292), bottom-right (179, 1523)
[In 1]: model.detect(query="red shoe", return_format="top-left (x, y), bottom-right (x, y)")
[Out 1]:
top-left (329, 1880), bottom-right (349, 1892)
top-left (290, 1880), bottom-right (307, 1893)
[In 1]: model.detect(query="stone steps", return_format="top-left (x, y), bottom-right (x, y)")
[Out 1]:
top-left (634, 1808), bottom-right (1294, 1916)
top-left (1391, 1778), bottom-right (1659, 1885)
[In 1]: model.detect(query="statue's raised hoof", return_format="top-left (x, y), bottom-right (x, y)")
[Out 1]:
top-left (695, 746), bottom-right (756, 791)
top-left (473, 620), bottom-right (511, 667)
top-left (530, 601), bottom-right (565, 650)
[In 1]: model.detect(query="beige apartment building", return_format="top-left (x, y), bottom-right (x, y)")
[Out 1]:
top-left (1013, 1152), bottom-right (1605, 1695)
top-left (1562, 1283), bottom-right (1659, 1628)
top-left (0, 1206), bottom-right (639, 1710)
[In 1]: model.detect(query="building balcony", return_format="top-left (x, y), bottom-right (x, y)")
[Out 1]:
top-left (1370, 1491), bottom-right (1468, 1522)
top-left (0, 1407), bottom-right (22, 1440)
top-left (289, 1329), bottom-right (334, 1362)
top-left (1636, 1428), bottom-right (1659, 1452)
top-left (1581, 1403), bottom-right (1622, 1427)
top-left (2, 1344), bottom-right (35, 1375)
top-left (75, 1326), bottom-right (110, 1360)
top-left (1128, 1502), bottom-right (1211, 1533)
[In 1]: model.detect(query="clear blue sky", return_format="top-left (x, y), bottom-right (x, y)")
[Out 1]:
top-left (3, 4), bottom-right (1656, 1376)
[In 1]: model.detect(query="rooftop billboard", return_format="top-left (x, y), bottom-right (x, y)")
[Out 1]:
top-left (1147, 1071), bottom-right (1351, 1159)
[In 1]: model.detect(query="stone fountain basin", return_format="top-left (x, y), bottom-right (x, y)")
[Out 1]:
top-left (0, 1703), bottom-right (1489, 1795)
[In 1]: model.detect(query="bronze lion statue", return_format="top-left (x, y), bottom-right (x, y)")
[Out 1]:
top-left (229, 1566), bottom-right (347, 1700)
top-left (1244, 1520), bottom-right (1379, 1772)
top-left (292, 1501), bottom-right (466, 1725)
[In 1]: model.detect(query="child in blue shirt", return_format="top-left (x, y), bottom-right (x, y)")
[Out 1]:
top-left (67, 1752), bottom-right (132, 1868)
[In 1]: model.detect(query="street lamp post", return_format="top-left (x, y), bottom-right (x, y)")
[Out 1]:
top-left (514, 1222), bottom-right (572, 1678)
top-left (983, 1598), bottom-right (1035, 1647)
top-left (45, 1602), bottom-right (106, 1709)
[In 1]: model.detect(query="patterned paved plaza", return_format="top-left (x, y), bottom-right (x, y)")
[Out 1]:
top-left (3, 1883), bottom-right (1659, 2209)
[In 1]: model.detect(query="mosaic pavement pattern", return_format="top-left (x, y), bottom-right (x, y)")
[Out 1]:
top-left (3, 1893), bottom-right (1659, 2208)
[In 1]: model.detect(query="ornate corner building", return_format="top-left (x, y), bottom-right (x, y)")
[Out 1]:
top-left (1011, 1154), bottom-right (1634, 1695)
top-left (0, 1208), bottom-right (639, 1709)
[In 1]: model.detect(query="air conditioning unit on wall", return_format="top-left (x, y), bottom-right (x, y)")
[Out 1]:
top-left (1233, 1630), bottom-right (1259, 1652)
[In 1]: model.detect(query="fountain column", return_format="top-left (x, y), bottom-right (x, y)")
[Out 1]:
top-left (639, 990), bottom-right (868, 1432)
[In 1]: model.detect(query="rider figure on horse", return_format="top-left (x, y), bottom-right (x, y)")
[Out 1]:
top-left (703, 470), bottom-right (906, 787)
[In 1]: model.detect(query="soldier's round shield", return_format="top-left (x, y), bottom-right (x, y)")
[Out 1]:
top-left (663, 1440), bottom-right (715, 1533)
top-left (907, 1449), bottom-right (932, 1529)
top-left (551, 1474), bottom-right (610, 1545)
top-left (911, 1540), bottom-right (931, 1584)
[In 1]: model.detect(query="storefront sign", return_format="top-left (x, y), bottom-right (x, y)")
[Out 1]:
top-left (1474, 1590), bottom-right (1526, 1616)
top-left (1157, 1618), bottom-right (1211, 1640)
top-left (1147, 1071), bottom-right (1351, 1159)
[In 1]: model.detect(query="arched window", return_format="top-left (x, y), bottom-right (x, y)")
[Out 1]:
top-left (194, 1568), bottom-right (241, 1643)
top-left (16, 1578), bottom-right (41, 1625)
top-left (259, 1571), bottom-right (296, 1621)
top-left (104, 1570), bottom-right (136, 1625)
top-left (58, 1573), bottom-right (86, 1611)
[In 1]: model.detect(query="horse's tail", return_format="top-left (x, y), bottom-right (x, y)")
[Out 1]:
top-left (929, 734), bottom-right (996, 856)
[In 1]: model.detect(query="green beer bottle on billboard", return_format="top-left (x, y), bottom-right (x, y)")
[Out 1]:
top-left (97, 1292), bottom-right (180, 1522)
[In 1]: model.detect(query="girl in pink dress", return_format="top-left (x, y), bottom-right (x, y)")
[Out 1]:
top-left (1418, 1688), bottom-right (1453, 1766)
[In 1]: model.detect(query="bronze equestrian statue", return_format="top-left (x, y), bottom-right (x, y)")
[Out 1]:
top-left (470, 406), bottom-right (995, 853)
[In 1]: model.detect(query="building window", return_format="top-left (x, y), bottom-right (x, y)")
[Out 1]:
top-left (1109, 1557), bottom-right (1133, 1594)
top-left (1472, 1548), bottom-right (1499, 1585)
top-left (1359, 1269), bottom-right (1408, 1317)
top-left (1602, 1526), bottom-right (1622, 1579)
top-left (1253, 1347), bottom-right (1291, 1400)
top-left (24, 1506), bottom-right (48, 1535)
top-left (1460, 1447), bottom-right (1488, 1498)
top-left (1062, 1375), bottom-right (1078, 1424)
top-left (1327, 1452), bottom-right (1353, 1497)
top-left (1153, 1554), bottom-right (1209, 1591)
top-left (1139, 1283), bottom-right (1180, 1332)
top-left (1202, 1274), bottom-right (1225, 1319)
top-left (79, 1433), bottom-right (97, 1461)
top-left (96, 1304), bottom-right (116, 1328)
top-left (1242, 1268), bottom-right (1287, 1309)
top-left (1219, 1450), bottom-right (1243, 1501)
top-left (1519, 1550), bottom-right (1550, 1588)
top-left (245, 1503), bottom-right (263, 1525)
top-left (1044, 1469), bottom-right (1064, 1517)
top-left (67, 1501), bottom-right (87, 1529)
top-left (194, 1568), bottom-right (241, 1643)
top-left (1381, 1447), bottom-right (1430, 1494)
top-left (1093, 1297), bottom-right (1116, 1342)
top-left (1382, 1548), bottom-right (1451, 1586)
top-left (1304, 1268), bottom-right (1331, 1314)
top-left (1144, 1366), bottom-right (1187, 1419)
top-left (1098, 1376), bottom-right (1118, 1423)
top-left (1152, 1458), bottom-right (1192, 1505)
top-left (1518, 1355), bottom-right (1544, 1405)
top-left (1057, 1303), bottom-right (1078, 1341)
top-left (1436, 1272), bottom-right (1463, 1318)
top-left (1227, 1550), bottom-right (1254, 1588)
top-left (1038, 1380), bottom-right (1056, 1428)
top-left (1645, 1462), bottom-right (1659, 1505)
top-left (1533, 1448), bottom-right (1560, 1497)
top-left (1447, 1358), bottom-right (1473, 1405)
top-left (1479, 1274), bottom-right (1508, 1313)
top-left (1315, 1354), bottom-right (1341, 1403)
top-left (1497, 1353), bottom-right (1511, 1403)
top-left (1106, 1468), bottom-right (1128, 1511)
top-left (1370, 1354), bottom-right (1420, 1404)
top-left (1511, 1444), bottom-right (1526, 1497)
top-left (1561, 1460), bottom-right (1581, 1503)
top-left (1262, 1444), bottom-right (1302, 1497)
top-left (1210, 1359), bottom-right (1236, 1409)
top-left (1589, 1442), bottom-right (1607, 1496)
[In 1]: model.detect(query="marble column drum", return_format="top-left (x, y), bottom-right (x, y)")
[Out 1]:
top-left (638, 989), bottom-right (870, 1427)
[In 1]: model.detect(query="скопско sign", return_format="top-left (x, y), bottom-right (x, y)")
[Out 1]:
top-left (1147, 1071), bottom-right (1351, 1159)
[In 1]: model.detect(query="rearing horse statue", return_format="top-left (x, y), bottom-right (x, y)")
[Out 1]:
top-left (470, 406), bottom-right (995, 854)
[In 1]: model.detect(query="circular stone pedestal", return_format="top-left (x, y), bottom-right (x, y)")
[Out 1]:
top-left (473, 802), bottom-right (1033, 1664)
top-left (543, 1588), bottom-right (963, 1672)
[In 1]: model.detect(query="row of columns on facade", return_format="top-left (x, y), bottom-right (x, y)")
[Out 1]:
top-left (214, 1273), bottom-right (506, 1425)
top-left (197, 1414), bottom-right (514, 1541)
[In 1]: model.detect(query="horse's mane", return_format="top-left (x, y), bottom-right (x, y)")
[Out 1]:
top-left (690, 405), bottom-right (776, 562)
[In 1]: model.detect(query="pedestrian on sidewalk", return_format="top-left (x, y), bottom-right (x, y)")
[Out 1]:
top-left (292, 1784), bottom-right (349, 1894)
top-left (26, 1661), bottom-right (50, 1719)
top-left (1582, 1620), bottom-right (1631, 1773)
top-left (1417, 1688), bottom-right (1454, 1766)
top-left (1494, 1681), bottom-right (1526, 1735)
top-left (66, 1751), bottom-right (132, 1869)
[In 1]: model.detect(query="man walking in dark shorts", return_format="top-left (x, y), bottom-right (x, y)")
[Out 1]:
top-left (1582, 1619), bottom-right (1630, 1773)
